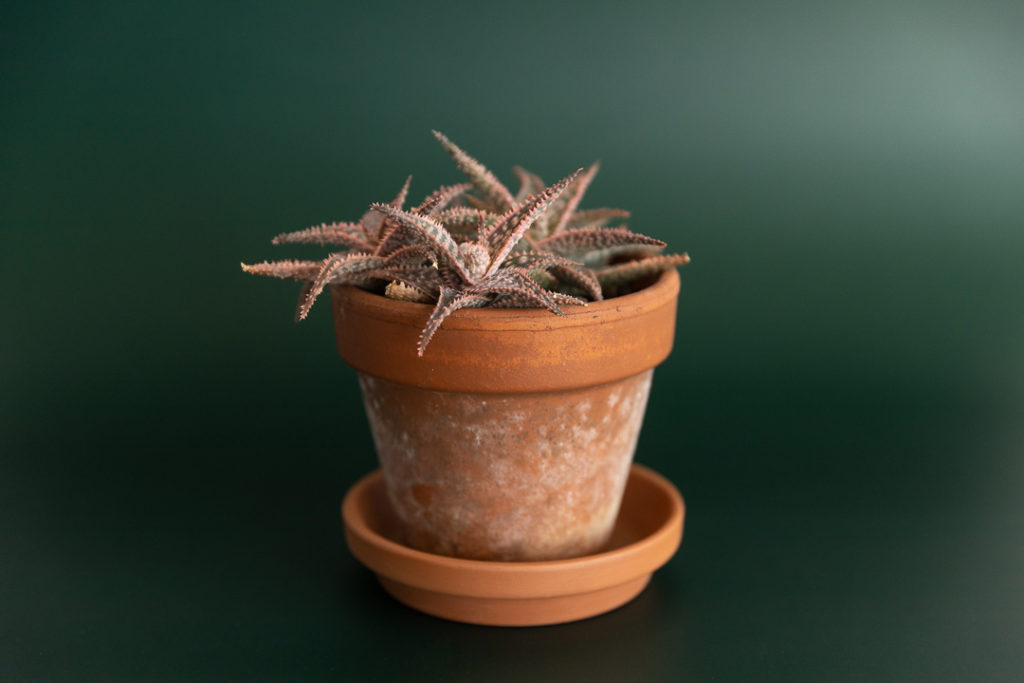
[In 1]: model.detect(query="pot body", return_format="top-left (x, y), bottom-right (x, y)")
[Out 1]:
top-left (332, 270), bottom-right (679, 561)
top-left (358, 370), bottom-right (652, 560)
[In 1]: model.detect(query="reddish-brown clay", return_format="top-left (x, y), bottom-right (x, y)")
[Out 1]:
top-left (341, 464), bottom-right (685, 626)
top-left (331, 270), bottom-right (680, 561)
top-left (358, 371), bottom-right (652, 559)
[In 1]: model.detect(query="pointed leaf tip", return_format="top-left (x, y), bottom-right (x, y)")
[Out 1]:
top-left (432, 131), bottom-right (515, 212)
top-left (392, 175), bottom-right (413, 209)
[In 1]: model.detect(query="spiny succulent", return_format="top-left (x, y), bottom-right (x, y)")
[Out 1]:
top-left (430, 131), bottom-right (690, 299)
top-left (242, 131), bottom-right (689, 354)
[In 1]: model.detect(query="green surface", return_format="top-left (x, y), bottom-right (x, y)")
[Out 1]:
top-left (3, 1), bottom-right (1024, 680)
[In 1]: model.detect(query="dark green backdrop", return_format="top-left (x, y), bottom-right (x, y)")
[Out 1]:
top-left (3, 1), bottom-right (1023, 680)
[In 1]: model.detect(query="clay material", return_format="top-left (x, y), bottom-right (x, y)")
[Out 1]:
top-left (358, 371), bottom-right (651, 559)
top-left (342, 464), bottom-right (685, 627)
top-left (332, 270), bottom-right (680, 561)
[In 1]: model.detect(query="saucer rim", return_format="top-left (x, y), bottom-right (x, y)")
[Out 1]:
top-left (342, 463), bottom-right (684, 601)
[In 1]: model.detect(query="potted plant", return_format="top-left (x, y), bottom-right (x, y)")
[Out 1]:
top-left (242, 132), bottom-right (689, 562)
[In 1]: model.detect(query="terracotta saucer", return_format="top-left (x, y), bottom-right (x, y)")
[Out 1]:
top-left (341, 463), bottom-right (685, 627)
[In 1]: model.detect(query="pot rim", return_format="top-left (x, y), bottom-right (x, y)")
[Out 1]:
top-left (331, 269), bottom-right (680, 393)
top-left (332, 268), bottom-right (680, 331)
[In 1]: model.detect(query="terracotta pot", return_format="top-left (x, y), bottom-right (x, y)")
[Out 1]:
top-left (331, 269), bottom-right (679, 561)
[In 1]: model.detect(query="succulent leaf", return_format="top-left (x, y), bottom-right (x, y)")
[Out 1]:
top-left (463, 194), bottom-right (494, 211)
top-left (513, 166), bottom-right (545, 203)
top-left (567, 208), bottom-right (631, 229)
top-left (375, 175), bottom-right (417, 246)
top-left (391, 175), bottom-right (412, 209)
top-left (536, 227), bottom-right (665, 258)
top-left (548, 291), bottom-right (589, 306)
top-left (371, 203), bottom-right (474, 283)
top-left (381, 244), bottom-right (435, 268)
top-left (419, 287), bottom-right (491, 355)
top-left (241, 260), bottom-right (322, 281)
top-left (470, 268), bottom-right (562, 314)
top-left (293, 280), bottom-right (316, 322)
top-left (374, 226), bottom-right (418, 258)
top-left (378, 267), bottom-right (440, 297)
top-left (488, 290), bottom-right (585, 308)
top-left (272, 223), bottom-right (373, 251)
top-left (357, 208), bottom-right (385, 242)
top-left (549, 264), bottom-right (604, 301)
top-left (385, 279), bottom-right (433, 303)
top-left (481, 169), bottom-right (582, 279)
top-left (433, 131), bottom-right (515, 212)
top-left (297, 252), bottom-right (384, 320)
top-left (413, 182), bottom-right (473, 216)
top-left (500, 250), bottom-right (582, 272)
top-left (595, 253), bottom-right (691, 290)
top-left (545, 161), bottom-right (600, 237)
top-left (435, 207), bottom-right (500, 237)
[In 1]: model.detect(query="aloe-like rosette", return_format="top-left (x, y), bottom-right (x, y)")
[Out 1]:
top-left (428, 132), bottom-right (690, 299)
top-left (370, 169), bottom-right (586, 354)
top-left (241, 131), bottom-right (690, 353)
